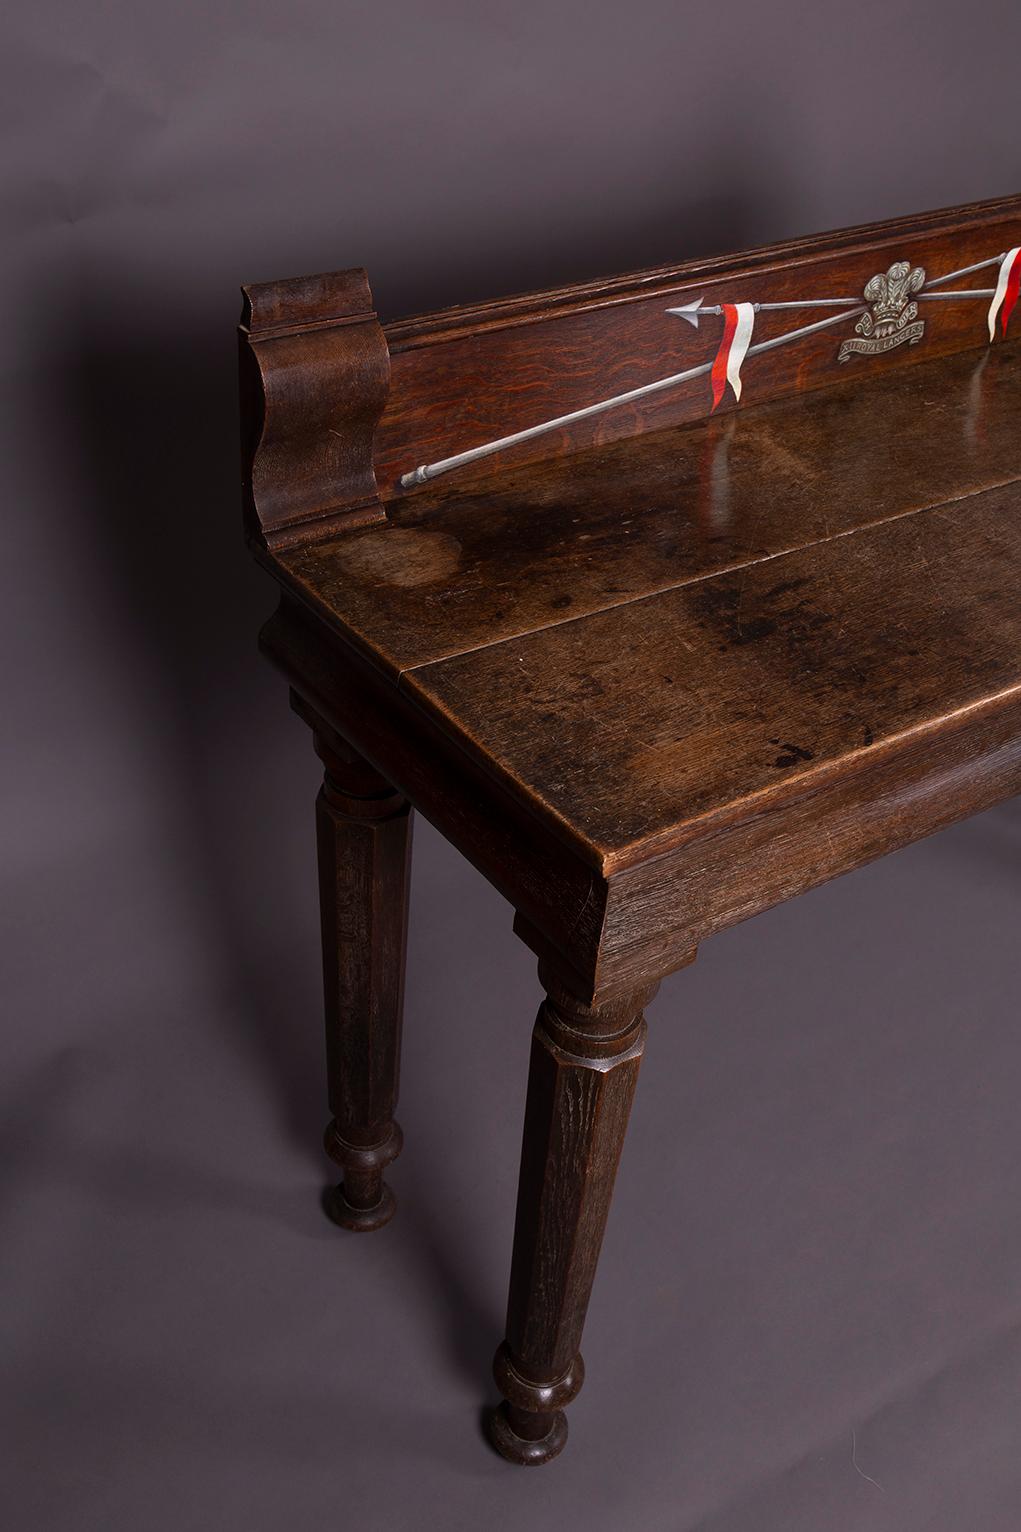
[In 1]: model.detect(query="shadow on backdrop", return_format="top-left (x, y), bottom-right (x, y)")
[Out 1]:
top-left (48, 184), bottom-right (783, 1393)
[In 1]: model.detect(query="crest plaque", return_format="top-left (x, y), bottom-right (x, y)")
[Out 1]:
top-left (837, 261), bottom-right (926, 363)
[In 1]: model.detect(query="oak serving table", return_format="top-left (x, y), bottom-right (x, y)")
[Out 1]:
top-left (237, 196), bottom-right (1021, 1465)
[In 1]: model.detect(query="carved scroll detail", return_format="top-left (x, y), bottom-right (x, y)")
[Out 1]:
top-left (239, 268), bottom-right (390, 549)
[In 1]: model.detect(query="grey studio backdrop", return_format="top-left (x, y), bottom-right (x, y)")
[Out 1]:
top-left (4, 3), bottom-right (1021, 1529)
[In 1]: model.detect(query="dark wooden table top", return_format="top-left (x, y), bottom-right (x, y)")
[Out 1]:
top-left (246, 195), bottom-right (1021, 1002)
top-left (273, 338), bottom-right (1021, 874)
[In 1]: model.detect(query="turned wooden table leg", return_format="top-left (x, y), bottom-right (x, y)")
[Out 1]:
top-left (488, 964), bottom-right (660, 1465)
top-left (305, 710), bottom-right (412, 1232)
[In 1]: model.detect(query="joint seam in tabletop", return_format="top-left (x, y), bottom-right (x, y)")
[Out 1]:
top-left (392, 473), bottom-right (1021, 678)
top-left (274, 467), bottom-right (1021, 684)
top-left (266, 479), bottom-right (1021, 878)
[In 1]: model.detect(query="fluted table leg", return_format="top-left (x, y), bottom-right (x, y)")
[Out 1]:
top-left (308, 717), bottom-right (413, 1232)
top-left (489, 964), bottom-right (659, 1464)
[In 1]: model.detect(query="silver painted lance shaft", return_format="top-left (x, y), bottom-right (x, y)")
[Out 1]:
top-left (668, 298), bottom-right (858, 325)
top-left (923, 253), bottom-right (1005, 287)
top-left (916, 289), bottom-right (996, 300)
top-left (399, 305), bottom-right (865, 489)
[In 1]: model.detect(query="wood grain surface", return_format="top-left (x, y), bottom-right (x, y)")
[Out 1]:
top-left (376, 197), bottom-right (1021, 489)
top-left (401, 481), bottom-right (1021, 870)
top-left (239, 266), bottom-right (390, 548)
top-left (276, 339), bottom-right (1021, 675)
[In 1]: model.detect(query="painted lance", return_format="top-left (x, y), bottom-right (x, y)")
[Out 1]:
top-left (399, 250), bottom-right (1016, 490)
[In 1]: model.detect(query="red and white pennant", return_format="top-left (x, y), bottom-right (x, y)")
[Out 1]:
top-left (988, 247), bottom-right (1021, 341)
top-left (709, 302), bottom-right (755, 410)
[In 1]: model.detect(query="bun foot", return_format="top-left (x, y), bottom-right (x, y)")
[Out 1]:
top-left (487, 1402), bottom-right (568, 1466)
top-left (323, 1180), bottom-right (397, 1232)
top-left (322, 1119), bottom-right (402, 1231)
